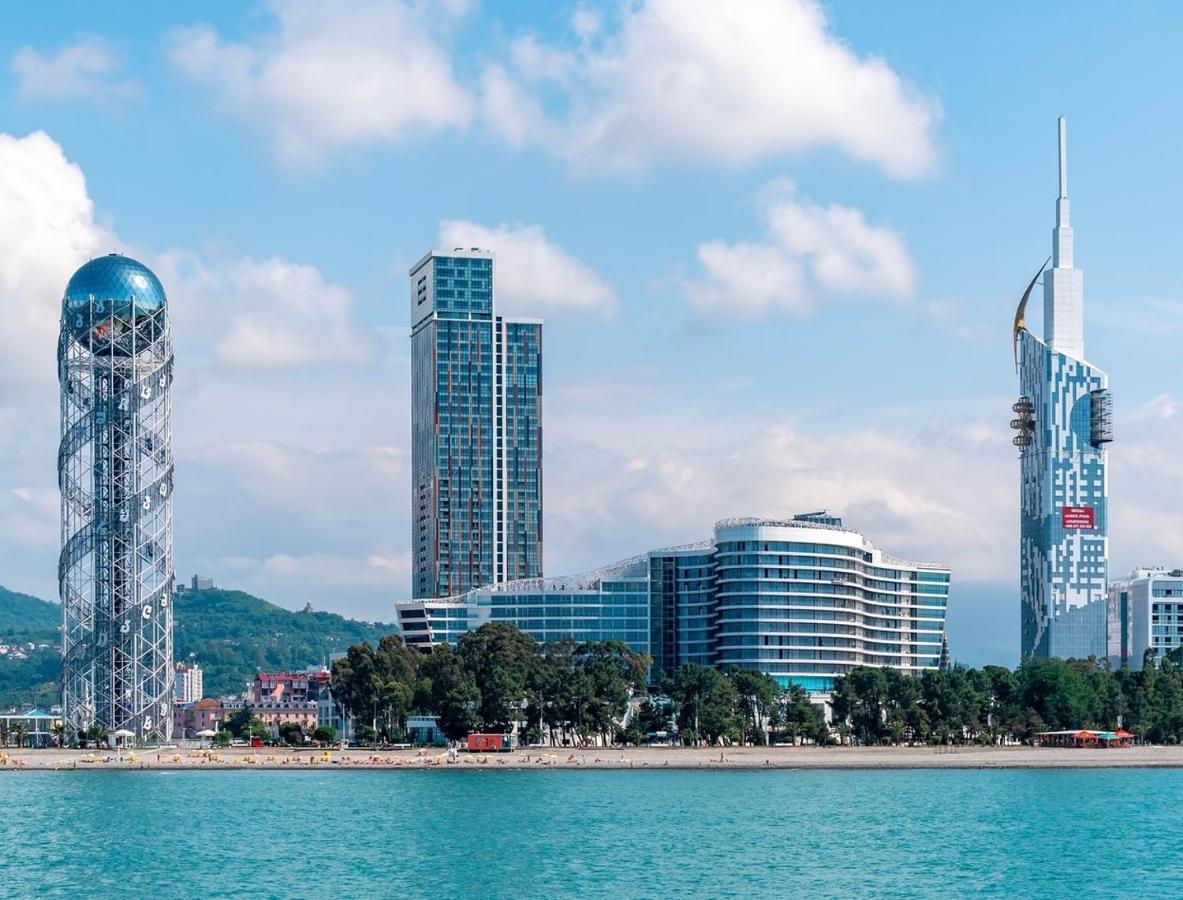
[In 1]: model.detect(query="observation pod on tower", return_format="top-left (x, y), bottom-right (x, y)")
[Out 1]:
top-left (58, 254), bottom-right (174, 744)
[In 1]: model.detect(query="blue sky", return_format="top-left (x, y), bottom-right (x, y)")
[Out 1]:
top-left (1, 1), bottom-right (1181, 667)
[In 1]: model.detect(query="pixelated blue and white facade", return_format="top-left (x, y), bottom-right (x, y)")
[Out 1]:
top-left (1015, 119), bottom-right (1112, 659)
top-left (410, 249), bottom-right (542, 599)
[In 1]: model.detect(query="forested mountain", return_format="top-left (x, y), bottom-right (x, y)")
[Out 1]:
top-left (0, 584), bottom-right (397, 705)
top-left (173, 589), bottom-right (394, 696)
top-left (0, 585), bottom-right (59, 643)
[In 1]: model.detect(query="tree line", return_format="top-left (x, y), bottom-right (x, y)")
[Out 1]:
top-left (664, 653), bottom-right (1183, 746)
top-left (331, 625), bottom-right (651, 745)
top-left (832, 650), bottom-right (1183, 745)
top-left (329, 624), bottom-right (825, 746)
top-left (330, 624), bottom-right (1183, 748)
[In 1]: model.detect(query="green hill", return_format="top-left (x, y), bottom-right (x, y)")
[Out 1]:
top-left (0, 586), bottom-right (61, 709)
top-left (0, 585), bottom-right (60, 643)
top-left (174, 589), bottom-right (395, 696)
top-left (0, 584), bottom-right (397, 706)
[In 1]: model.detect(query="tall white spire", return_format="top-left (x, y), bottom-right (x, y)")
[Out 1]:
top-left (1044, 115), bottom-right (1084, 359)
top-left (1053, 117), bottom-right (1073, 268)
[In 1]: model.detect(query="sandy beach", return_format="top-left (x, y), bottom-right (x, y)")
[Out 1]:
top-left (3, 744), bottom-right (1183, 771)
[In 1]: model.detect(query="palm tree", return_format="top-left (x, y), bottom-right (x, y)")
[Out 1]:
top-left (11, 723), bottom-right (27, 749)
top-left (51, 722), bottom-right (65, 749)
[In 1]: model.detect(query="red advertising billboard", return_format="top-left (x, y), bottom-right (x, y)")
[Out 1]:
top-left (1061, 506), bottom-right (1095, 529)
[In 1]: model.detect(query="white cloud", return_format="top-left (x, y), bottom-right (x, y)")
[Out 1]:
top-left (167, 0), bottom-right (474, 166)
top-left (688, 240), bottom-right (809, 316)
top-left (178, 438), bottom-right (409, 617)
top-left (157, 252), bottom-right (375, 369)
top-left (210, 552), bottom-right (410, 620)
top-left (1128, 393), bottom-right (1178, 422)
top-left (479, 63), bottom-right (553, 149)
top-left (0, 131), bottom-right (107, 397)
top-left (10, 37), bottom-right (139, 102)
top-left (0, 487), bottom-right (58, 552)
top-left (437, 220), bottom-right (618, 317)
top-left (0, 131), bottom-right (106, 583)
top-left (686, 180), bottom-right (916, 318)
top-left (0, 129), bottom-right (405, 620)
top-left (481, 0), bottom-right (939, 177)
top-left (571, 6), bottom-right (602, 43)
top-left (544, 390), bottom-right (1012, 583)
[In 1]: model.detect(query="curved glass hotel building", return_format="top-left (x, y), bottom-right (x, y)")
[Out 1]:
top-left (396, 512), bottom-right (950, 693)
top-left (704, 516), bottom-right (948, 692)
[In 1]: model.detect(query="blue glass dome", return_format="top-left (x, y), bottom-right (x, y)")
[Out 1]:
top-left (63, 254), bottom-right (166, 344)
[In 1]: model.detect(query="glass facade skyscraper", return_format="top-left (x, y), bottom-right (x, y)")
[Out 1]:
top-left (410, 249), bottom-right (542, 599)
top-left (396, 512), bottom-right (950, 695)
top-left (1013, 119), bottom-right (1112, 659)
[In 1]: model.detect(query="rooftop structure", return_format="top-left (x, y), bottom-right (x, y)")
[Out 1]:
top-left (252, 668), bottom-right (332, 704)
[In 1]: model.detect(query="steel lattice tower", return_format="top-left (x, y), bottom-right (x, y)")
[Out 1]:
top-left (59, 254), bottom-right (174, 744)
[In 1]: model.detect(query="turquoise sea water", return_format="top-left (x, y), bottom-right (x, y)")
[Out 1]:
top-left (1, 769), bottom-right (1180, 898)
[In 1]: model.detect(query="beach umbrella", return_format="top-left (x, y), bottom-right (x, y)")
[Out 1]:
top-left (196, 729), bottom-right (217, 737)
top-left (112, 729), bottom-right (135, 738)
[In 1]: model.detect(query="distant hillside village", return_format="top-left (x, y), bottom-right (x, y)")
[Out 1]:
top-left (0, 640), bottom-right (53, 662)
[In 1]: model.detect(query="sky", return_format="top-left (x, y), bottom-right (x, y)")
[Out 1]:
top-left (1, 1), bottom-right (1182, 667)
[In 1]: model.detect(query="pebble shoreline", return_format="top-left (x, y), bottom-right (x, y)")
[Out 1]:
top-left (2, 745), bottom-right (1181, 771)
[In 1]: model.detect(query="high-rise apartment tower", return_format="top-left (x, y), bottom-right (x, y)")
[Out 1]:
top-left (410, 249), bottom-right (542, 599)
top-left (1012, 118), bottom-right (1112, 658)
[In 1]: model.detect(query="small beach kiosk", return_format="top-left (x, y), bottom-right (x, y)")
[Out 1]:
top-left (1036, 729), bottom-right (1134, 748)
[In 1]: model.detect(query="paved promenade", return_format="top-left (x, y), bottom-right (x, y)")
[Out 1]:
top-left (3, 744), bottom-right (1182, 770)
